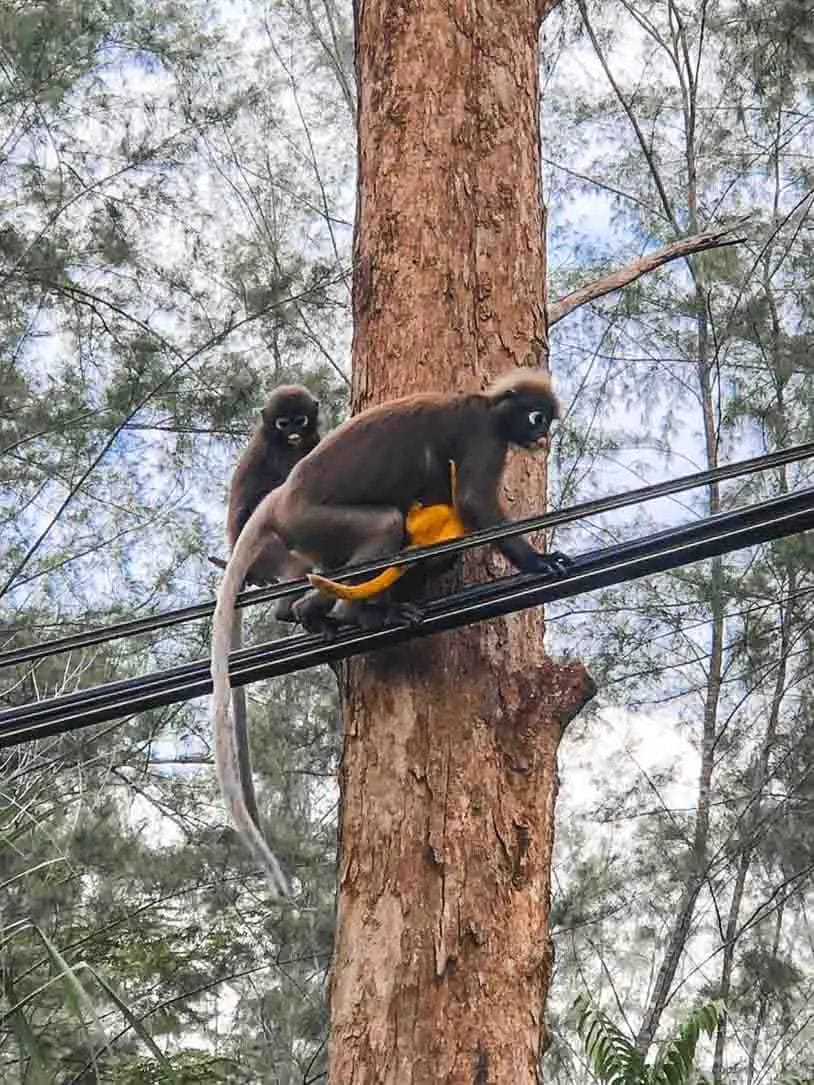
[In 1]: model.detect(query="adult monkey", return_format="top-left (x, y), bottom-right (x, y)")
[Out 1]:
top-left (211, 368), bottom-right (567, 892)
top-left (225, 383), bottom-right (321, 606)
top-left (220, 384), bottom-right (321, 869)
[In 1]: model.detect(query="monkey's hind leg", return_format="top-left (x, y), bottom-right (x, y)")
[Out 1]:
top-left (289, 504), bottom-right (416, 635)
top-left (327, 480), bottom-right (463, 627)
top-left (296, 583), bottom-right (425, 637)
top-left (331, 592), bottom-right (424, 632)
top-left (271, 551), bottom-right (315, 623)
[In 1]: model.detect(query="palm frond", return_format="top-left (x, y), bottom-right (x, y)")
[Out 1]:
top-left (573, 994), bottom-right (648, 1084)
top-left (650, 1001), bottom-right (725, 1085)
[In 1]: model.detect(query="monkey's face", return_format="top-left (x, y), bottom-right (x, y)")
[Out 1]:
top-left (262, 389), bottom-right (319, 447)
top-left (496, 393), bottom-right (559, 451)
top-left (273, 410), bottom-right (316, 447)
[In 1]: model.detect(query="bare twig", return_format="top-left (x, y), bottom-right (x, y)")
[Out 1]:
top-left (539, 0), bottom-right (566, 23)
top-left (547, 226), bottom-right (745, 326)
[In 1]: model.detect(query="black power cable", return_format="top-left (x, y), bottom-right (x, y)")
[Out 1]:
top-left (2, 440), bottom-right (812, 669)
top-left (2, 484), bottom-right (812, 747)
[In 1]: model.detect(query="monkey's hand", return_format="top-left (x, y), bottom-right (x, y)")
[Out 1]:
top-left (516, 546), bottom-right (573, 581)
top-left (497, 535), bottom-right (571, 578)
top-left (525, 549), bottom-right (572, 578)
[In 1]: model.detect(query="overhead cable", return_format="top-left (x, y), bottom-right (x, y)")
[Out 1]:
top-left (2, 440), bottom-right (812, 669)
top-left (2, 483), bottom-right (812, 748)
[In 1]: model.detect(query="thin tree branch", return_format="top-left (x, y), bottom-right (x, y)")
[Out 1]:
top-left (548, 227), bottom-right (745, 326)
top-left (539, 0), bottom-right (566, 22)
top-left (576, 0), bottom-right (678, 229)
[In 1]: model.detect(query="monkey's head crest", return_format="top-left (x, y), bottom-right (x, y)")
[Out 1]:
top-left (487, 368), bottom-right (560, 450)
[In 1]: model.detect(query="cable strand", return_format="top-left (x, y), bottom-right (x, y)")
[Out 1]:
top-left (2, 484), bottom-right (812, 747)
top-left (2, 440), bottom-right (812, 669)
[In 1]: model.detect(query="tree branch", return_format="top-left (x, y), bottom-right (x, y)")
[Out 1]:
top-left (538, 0), bottom-right (565, 24)
top-left (576, 0), bottom-right (678, 229)
top-left (547, 227), bottom-right (745, 326)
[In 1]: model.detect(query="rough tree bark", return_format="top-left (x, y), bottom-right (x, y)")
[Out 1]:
top-left (326, 0), bottom-right (594, 1082)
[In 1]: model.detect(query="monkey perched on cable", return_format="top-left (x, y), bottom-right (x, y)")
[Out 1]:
top-left (211, 368), bottom-right (567, 893)
top-left (217, 384), bottom-right (321, 865)
top-left (209, 384), bottom-right (321, 596)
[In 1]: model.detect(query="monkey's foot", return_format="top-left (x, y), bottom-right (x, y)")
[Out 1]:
top-left (291, 590), bottom-right (343, 637)
top-left (273, 596), bottom-right (306, 624)
top-left (301, 613), bottom-right (343, 640)
top-left (327, 598), bottom-right (424, 633)
top-left (388, 601), bottom-right (425, 627)
top-left (360, 600), bottom-right (424, 630)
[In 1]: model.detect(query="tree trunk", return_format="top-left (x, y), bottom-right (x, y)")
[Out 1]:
top-left (635, 91), bottom-right (726, 1056)
top-left (327, 0), bottom-right (594, 1082)
top-left (745, 900), bottom-right (785, 1085)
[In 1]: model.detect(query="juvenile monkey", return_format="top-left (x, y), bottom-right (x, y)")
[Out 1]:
top-left (211, 369), bottom-right (566, 892)
top-left (223, 384), bottom-right (321, 854)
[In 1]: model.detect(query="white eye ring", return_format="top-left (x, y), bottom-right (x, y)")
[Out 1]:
top-left (274, 417), bottom-right (290, 430)
top-left (528, 410), bottom-right (545, 426)
top-left (295, 415), bottom-right (309, 427)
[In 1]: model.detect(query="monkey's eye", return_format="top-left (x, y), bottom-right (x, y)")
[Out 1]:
top-left (274, 417), bottom-right (291, 431)
top-left (528, 410), bottom-right (546, 427)
top-left (294, 415), bottom-right (309, 427)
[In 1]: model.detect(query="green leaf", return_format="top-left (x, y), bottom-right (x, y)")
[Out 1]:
top-left (651, 1001), bottom-right (725, 1085)
top-left (2, 973), bottom-right (49, 1085)
top-left (31, 925), bottom-right (104, 1039)
top-left (572, 993), bottom-right (641, 1083)
top-left (87, 966), bottom-right (172, 1070)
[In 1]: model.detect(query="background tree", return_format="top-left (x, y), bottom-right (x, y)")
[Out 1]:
top-left (541, 0), bottom-right (813, 1080)
top-left (1, 3), bottom-right (351, 1080)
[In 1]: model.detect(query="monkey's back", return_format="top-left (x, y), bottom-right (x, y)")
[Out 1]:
top-left (282, 393), bottom-right (492, 510)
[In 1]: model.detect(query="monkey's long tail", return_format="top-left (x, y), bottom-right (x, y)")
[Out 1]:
top-left (231, 615), bottom-right (262, 830)
top-left (211, 494), bottom-right (290, 897)
top-left (306, 499), bottom-right (467, 602)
